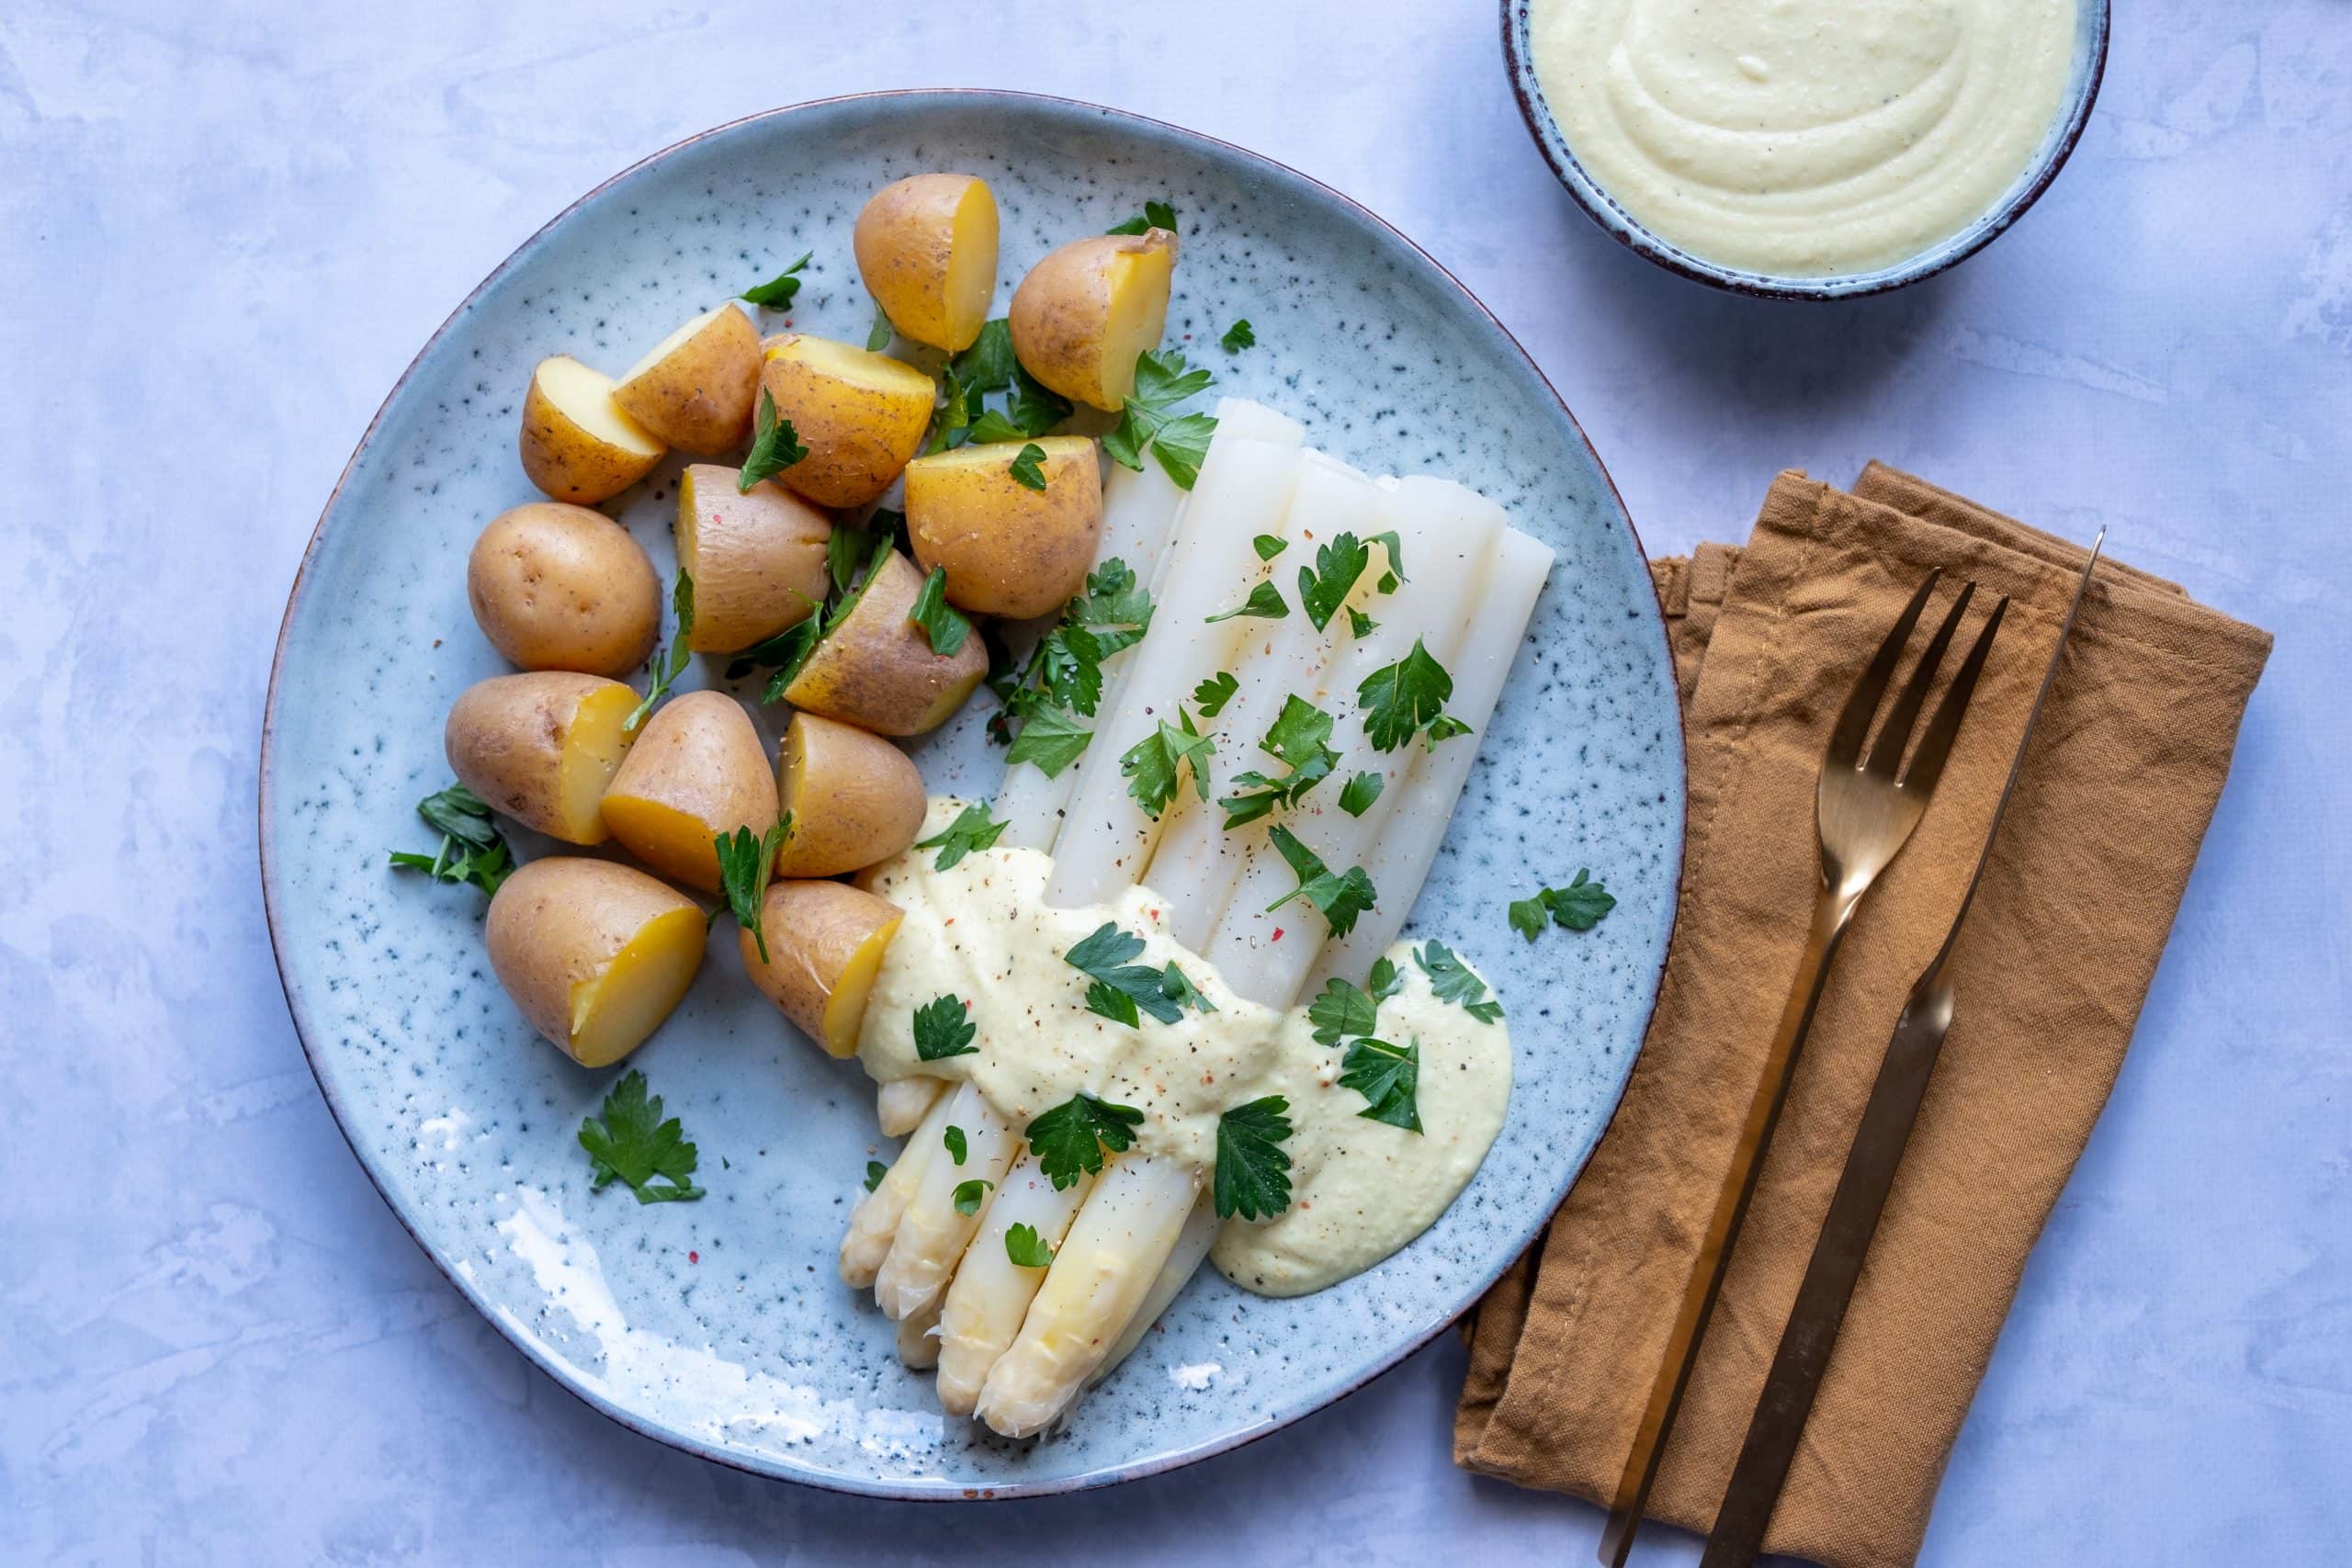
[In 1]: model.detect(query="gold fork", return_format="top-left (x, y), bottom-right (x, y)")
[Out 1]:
top-left (1599, 569), bottom-right (2010, 1566)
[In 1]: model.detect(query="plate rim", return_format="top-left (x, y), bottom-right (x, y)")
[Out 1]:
top-left (257, 87), bottom-right (1687, 1500)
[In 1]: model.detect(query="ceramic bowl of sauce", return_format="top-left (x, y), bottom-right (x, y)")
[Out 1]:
top-left (1504, 0), bottom-right (2109, 299)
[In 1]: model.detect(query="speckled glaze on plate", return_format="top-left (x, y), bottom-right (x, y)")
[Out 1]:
top-left (1502, 0), bottom-right (2111, 299)
top-left (259, 91), bottom-right (1683, 1498)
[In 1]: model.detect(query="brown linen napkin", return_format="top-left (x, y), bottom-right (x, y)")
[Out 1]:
top-left (1455, 466), bottom-right (2271, 1568)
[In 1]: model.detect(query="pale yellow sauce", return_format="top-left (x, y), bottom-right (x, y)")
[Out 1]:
top-left (1528, 0), bottom-right (2077, 276)
top-left (856, 802), bottom-right (1511, 1297)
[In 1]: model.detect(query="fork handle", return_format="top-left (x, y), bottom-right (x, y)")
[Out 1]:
top-left (1600, 886), bottom-right (1857, 1566)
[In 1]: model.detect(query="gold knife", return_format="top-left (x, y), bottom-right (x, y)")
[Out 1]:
top-left (1698, 533), bottom-right (2106, 1568)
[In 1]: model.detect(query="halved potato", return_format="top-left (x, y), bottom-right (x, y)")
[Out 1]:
top-left (854, 175), bottom-right (1000, 353)
top-left (467, 502), bottom-right (662, 676)
top-left (783, 551), bottom-right (988, 737)
top-left (1008, 229), bottom-right (1177, 412)
top-left (674, 464), bottom-right (831, 654)
top-left (486, 857), bottom-right (706, 1066)
top-left (445, 671), bottom-right (639, 844)
top-left (904, 436), bottom-right (1103, 618)
top-left (519, 355), bottom-right (668, 504)
top-left (757, 333), bottom-right (935, 508)
top-left (612, 304), bottom-right (762, 455)
top-left (775, 712), bottom-right (926, 877)
top-left (740, 879), bottom-right (903, 1056)
top-left (600, 690), bottom-right (778, 892)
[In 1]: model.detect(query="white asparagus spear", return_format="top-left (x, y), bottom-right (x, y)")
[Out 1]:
top-left (1143, 453), bottom-right (1383, 949)
top-left (1091, 1190), bottom-right (1220, 1382)
top-left (1046, 438), bottom-right (1306, 907)
top-left (876, 1076), bottom-right (945, 1138)
top-left (875, 1081), bottom-right (1023, 1321)
top-left (994, 400), bottom-right (1303, 852)
top-left (974, 1154), bottom-right (1204, 1438)
top-left (1311, 525), bottom-right (1555, 986)
top-left (896, 1293), bottom-right (944, 1369)
top-left (1206, 476), bottom-right (1505, 1003)
top-left (934, 1154), bottom-right (1096, 1415)
top-left (841, 1087), bottom-right (958, 1288)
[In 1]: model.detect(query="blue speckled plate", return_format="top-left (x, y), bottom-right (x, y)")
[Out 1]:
top-left (260, 91), bottom-right (1683, 1498)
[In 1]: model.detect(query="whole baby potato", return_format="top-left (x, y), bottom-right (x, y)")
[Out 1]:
top-left (854, 174), bottom-right (1001, 353)
top-left (757, 333), bottom-right (937, 509)
top-left (612, 304), bottom-right (763, 456)
top-left (486, 856), bottom-right (707, 1067)
top-left (445, 671), bottom-right (639, 844)
top-left (466, 502), bottom-right (662, 676)
top-left (904, 436), bottom-right (1103, 618)
top-left (782, 551), bottom-right (989, 737)
top-left (1008, 229), bottom-right (1176, 412)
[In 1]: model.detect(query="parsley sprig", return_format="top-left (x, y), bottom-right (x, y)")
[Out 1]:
top-left (912, 994), bottom-right (978, 1061)
top-left (1102, 349), bottom-right (1218, 490)
top-left (1339, 1038), bottom-right (1421, 1132)
top-left (727, 534), bottom-right (893, 703)
top-left (1025, 1093), bottom-right (1145, 1189)
top-left (1358, 637), bottom-right (1471, 752)
top-left (740, 251), bottom-right (811, 308)
top-left (1263, 824), bottom-right (1376, 937)
top-left (989, 558), bottom-right (1156, 777)
top-left (915, 804), bottom-right (1007, 871)
top-left (1107, 198), bottom-right (1178, 235)
top-left (625, 571), bottom-right (697, 733)
top-left (1064, 922), bottom-right (1214, 1027)
top-left (1509, 869), bottom-right (1617, 940)
top-left (715, 817), bottom-right (791, 961)
top-left (1119, 703), bottom-right (1215, 818)
top-left (389, 782), bottom-right (515, 897)
top-left (1416, 940), bottom-right (1504, 1024)
top-left (578, 1070), bottom-right (706, 1204)
top-left (1219, 696), bottom-right (1340, 828)
top-left (1214, 1097), bottom-right (1294, 1220)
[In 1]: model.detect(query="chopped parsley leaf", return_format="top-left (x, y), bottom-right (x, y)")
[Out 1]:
top-left (1025, 1093), bottom-right (1145, 1189)
top-left (912, 993), bottom-right (979, 1061)
top-left (1218, 695), bottom-right (1339, 828)
top-left (1008, 442), bottom-right (1049, 491)
top-left (1252, 534), bottom-right (1287, 561)
top-left (908, 564), bottom-right (973, 656)
top-left (1339, 771), bottom-right (1384, 818)
top-left (1004, 706), bottom-right (1092, 777)
top-left (738, 389), bottom-right (808, 491)
top-left (1222, 319), bottom-right (1256, 352)
top-left (1415, 940), bottom-right (1504, 1024)
top-left (944, 1124), bottom-right (967, 1165)
top-left (1005, 1222), bottom-right (1055, 1267)
top-left (1214, 1096), bottom-right (1294, 1220)
top-left (1102, 348), bottom-right (1216, 489)
top-left (624, 570), bottom-right (697, 733)
top-left (953, 1178), bottom-right (992, 1214)
top-left (1356, 637), bottom-right (1455, 752)
top-left (1204, 581), bottom-right (1288, 624)
top-left (1192, 671), bottom-right (1240, 717)
top-left (1107, 198), bottom-right (1179, 235)
top-left (1119, 703), bottom-right (1214, 818)
top-left (1339, 1038), bottom-right (1421, 1133)
top-left (1369, 954), bottom-right (1404, 1003)
top-left (1306, 976), bottom-right (1379, 1046)
top-left (740, 251), bottom-right (811, 308)
top-left (864, 1159), bottom-right (888, 1192)
top-left (1262, 824), bottom-right (1376, 937)
top-left (389, 782), bottom-right (514, 897)
top-left (866, 302), bottom-right (892, 351)
top-left (714, 817), bottom-right (791, 961)
top-left (914, 804), bottom-right (1006, 872)
top-left (1517, 869), bottom-right (1617, 937)
top-left (578, 1069), bottom-right (706, 1204)
top-left (1295, 532), bottom-right (1371, 632)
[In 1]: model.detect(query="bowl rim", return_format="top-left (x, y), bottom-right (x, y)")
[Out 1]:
top-left (257, 87), bottom-right (1689, 1500)
top-left (1499, 0), bottom-right (2113, 300)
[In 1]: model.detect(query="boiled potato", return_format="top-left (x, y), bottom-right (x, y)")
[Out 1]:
top-left (854, 174), bottom-right (1000, 353)
top-left (612, 304), bottom-right (762, 456)
top-left (774, 713), bottom-right (926, 877)
top-left (1008, 229), bottom-right (1176, 412)
top-left (600, 690), bottom-right (778, 892)
top-left (757, 333), bottom-right (935, 508)
top-left (486, 857), bottom-right (706, 1067)
top-left (740, 879), bottom-right (904, 1056)
top-left (519, 355), bottom-right (668, 504)
top-left (674, 464), bottom-right (830, 654)
top-left (783, 551), bottom-right (988, 737)
top-left (466, 502), bottom-right (662, 676)
top-left (445, 671), bottom-right (639, 844)
top-left (904, 436), bottom-right (1103, 618)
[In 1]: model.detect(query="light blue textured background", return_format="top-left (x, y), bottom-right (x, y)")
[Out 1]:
top-left (3, 2), bottom-right (2345, 1563)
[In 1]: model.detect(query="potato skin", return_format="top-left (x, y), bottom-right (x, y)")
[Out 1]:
top-left (1008, 229), bottom-right (1177, 412)
top-left (486, 857), bottom-right (703, 1061)
top-left (518, 357), bottom-right (666, 505)
top-left (612, 305), bottom-right (763, 456)
top-left (599, 690), bottom-right (779, 892)
top-left (467, 502), bottom-right (662, 676)
top-left (775, 713), bottom-right (927, 877)
top-left (674, 465), bottom-right (830, 654)
top-left (757, 334), bottom-right (936, 509)
top-left (739, 879), bottom-right (903, 1054)
top-left (905, 436), bottom-right (1103, 618)
top-left (445, 671), bottom-right (637, 843)
top-left (854, 175), bottom-right (999, 352)
top-left (783, 551), bottom-right (988, 737)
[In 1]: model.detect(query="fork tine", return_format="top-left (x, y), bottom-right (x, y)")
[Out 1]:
top-left (1864, 581), bottom-right (1977, 777)
top-left (1825, 569), bottom-right (1941, 768)
top-left (1900, 596), bottom-right (2009, 796)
